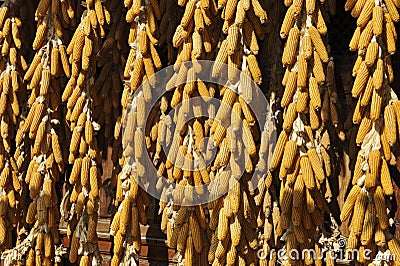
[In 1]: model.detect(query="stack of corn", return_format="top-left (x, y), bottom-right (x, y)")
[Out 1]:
top-left (0, 0), bottom-right (32, 253)
top-left (155, 1), bottom-right (221, 265)
top-left (108, 0), bottom-right (162, 264)
top-left (341, 0), bottom-right (400, 264)
top-left (60, 0), bottom-right (114, 264)
top-left (204, 1), bottom-right (273, 265)
top-left (270, 0), bottom-right (339, 264)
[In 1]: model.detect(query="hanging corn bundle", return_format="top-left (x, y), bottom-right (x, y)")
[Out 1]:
top-left (1, 0), bottom-right (75, 264)
top-left (109, 0), bottom-right (163, 264)
top-left (94, 0), bottom-right (127, 159)
top-left (254, 1), bottom-right (286, 265)
top-left (0, 0), bottom-right (33, 254)
top-left (341, 0), bottom-right (400, 264)
top-left (202, 1), bottom-right (277, 266)
top-left (59, 0), bottom-right (115, 264)
top-left (269, 0), bottom-right (341, 264)
top-left (154, 1), bottom-right (221, 265)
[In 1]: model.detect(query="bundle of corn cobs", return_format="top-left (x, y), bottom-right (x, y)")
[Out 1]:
top-left (0, 0), bottom-right (399, 265)
top-left (341, 0), bottom-right (400, 264)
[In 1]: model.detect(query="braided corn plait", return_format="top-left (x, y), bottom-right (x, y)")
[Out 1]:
top-left (271, 0), bottom-right (342, 264)
top-left (152, 1), bottom-right (223, 264)
top-left (256, 4), bottom-right (288, 265)
top-left (110, 0), bottom-right (164, 264)
top-left (0, 0), bottom-right (36, 255)
top-left (60, 1), bottom-right (116, 264)
top-left (204, 1), bottom-right (278, 265)
top-left (341, 0), bottom-right (400, 262)
top-left (0, 0), bottom-right (71, 263)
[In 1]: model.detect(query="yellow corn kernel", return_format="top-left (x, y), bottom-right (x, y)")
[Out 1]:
top-left (143, 55), bottom-right (156, 86)
top-left (345, 0), bottom-right (357, 10)
top-left (0, 7), bottom-right (8, 30)
top-left (351, 56), bottom-right (363, 77)
top-left (109, 211), bottom-right (120, 234)
top-left (306, 0), bottom-right (316, 14)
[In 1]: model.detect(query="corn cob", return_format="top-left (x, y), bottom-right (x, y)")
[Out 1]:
top-left (374, 186), bottom-right (389, 230)
top-left (282, 27), bottom-right (300, 66)
top-left (341, 185), bottom-right (361, 222)
top-left (308, 26), bottom-right (329, 63)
